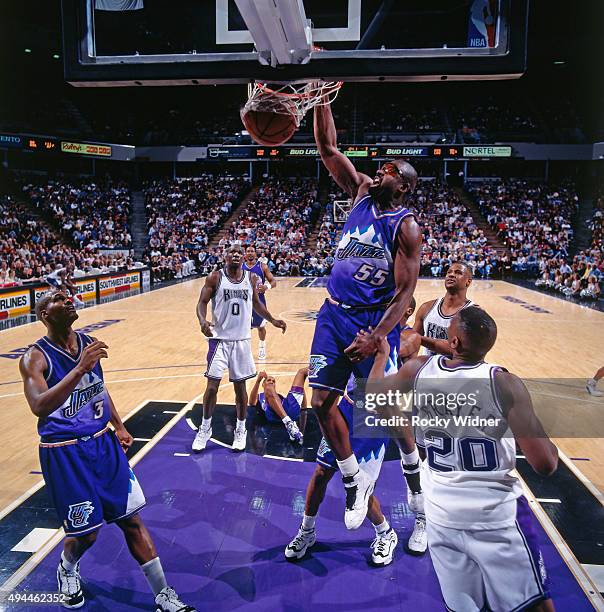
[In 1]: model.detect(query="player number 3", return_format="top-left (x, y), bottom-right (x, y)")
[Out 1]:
top-left (353, 263), bottom-right (388, 286)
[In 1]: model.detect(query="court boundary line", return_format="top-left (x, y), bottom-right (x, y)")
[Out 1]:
top-left (556, 448), bottom-right (604, 506)
top-left (515, 470), bottom-right (604, 608)
top-left (501, 280), bottom-right (604, 315)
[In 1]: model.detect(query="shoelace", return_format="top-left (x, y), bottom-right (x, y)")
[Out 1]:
top-left (61, 565), bottom-right (80, 594)
top-left (291, 529), bottom-right (313, 549)
top-left (410, 519), bottom-right (426, 542)
top-left (372, 532), bottom-right (390, 555)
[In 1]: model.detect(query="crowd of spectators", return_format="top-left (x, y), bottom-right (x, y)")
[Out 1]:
top-left (23, 178), bottom-right (132, 249)
top-left (143, 175), bottom-right (250, 281)
top-left (0, 194), bottom-right (141, 288)
top-left (413, 181), bottom-right (502, 278)
top-left (221, 177), bottom-right (323, 276)
top-left (469, 179), bottom-right (579, 275)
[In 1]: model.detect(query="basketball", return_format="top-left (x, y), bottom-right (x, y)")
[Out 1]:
top-left (241, 109), bottom-right (297, 146)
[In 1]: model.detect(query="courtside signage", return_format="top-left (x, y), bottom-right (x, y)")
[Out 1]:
top-left (61, 141), bottom-right (112, 157)
top-left (99, 273), bottom-right (141, 296)
top-left (0, 290), bottom-right (31, 319)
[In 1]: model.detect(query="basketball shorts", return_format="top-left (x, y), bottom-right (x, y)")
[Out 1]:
top-left (427, 496), bottom-right (550, 611)
top-left (205, 338), bottom-right (256, 382)
top-left (316, 395), bottom-right (389, 482)
top-left (39, 429), bottom-right (146, 537)
top-left (309, 300), bottom-right (400, 394)
top-left (251, 293), bottom-right (268, 328)
top-left (257, 386), bottom-right (303, 423)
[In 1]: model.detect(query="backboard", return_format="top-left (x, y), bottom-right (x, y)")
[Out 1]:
top-left (62, 0), bottom-right (528, 86)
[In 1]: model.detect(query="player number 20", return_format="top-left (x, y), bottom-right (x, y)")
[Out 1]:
top-left (353, 263), bottom-right (388, 286)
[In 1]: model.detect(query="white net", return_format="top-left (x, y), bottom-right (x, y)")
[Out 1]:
top-left (241, 81), bottom-right (343, 127)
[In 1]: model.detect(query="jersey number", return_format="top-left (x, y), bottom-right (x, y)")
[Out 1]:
top-left (425, 430), bottom-right (498, 472)
top-left (231, 303), bottom-right (240, 316)
top-left (353, 263), bottom-right (388, 286)
top-left (93, 400), bottom-right (104, 419)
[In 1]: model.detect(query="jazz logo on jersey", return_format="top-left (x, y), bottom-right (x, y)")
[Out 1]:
top-left (309, 354), bottom-right (328, 378)
top-left (64, 373), bottom-right (105, 418)
top-left (67, 501), bottom-right (95, 528)
top-left (336, 226), bottom-right (385, 261)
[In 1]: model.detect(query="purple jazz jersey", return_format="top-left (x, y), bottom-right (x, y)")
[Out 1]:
top-left (243, 260), bottom-right (267, 328)
top-left (257, 386), bottom-right (303, 423)
top-left (309, 300), bottom-right (400, 394)
top-left (33, 332), bottom-right (110, 442)
top-left (327, 193), bottom-right (413, 307)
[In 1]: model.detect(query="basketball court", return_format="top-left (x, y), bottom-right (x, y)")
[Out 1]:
top-left (0, 278), bottom-right (603, 609)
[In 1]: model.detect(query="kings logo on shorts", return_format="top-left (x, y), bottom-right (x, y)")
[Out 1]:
top-left (67, 501), bottom-right (95, 528)
top-left (309, 354), bottom-right (328, 378)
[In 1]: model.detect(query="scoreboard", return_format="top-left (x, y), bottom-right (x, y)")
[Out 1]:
top-left (207, 144), bottom-right (513, 160)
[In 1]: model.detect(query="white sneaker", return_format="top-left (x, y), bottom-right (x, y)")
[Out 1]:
top-left (284, 526), bottom-right (316, 560)
top-left (258, 346), bottom-right (266, 361)
top-left (371, 528), bottom-right (398, 566)
top-left (408, 491), bottom-right (425, 514)
top-left (285, 420), bottom-right (303, 445)
top-left (586, 380), bottom-right (603, 397)
top-left (192, 426), bottom-right (212, 453)
top-left (343, 469), bottom-right (375, 530)
top-left (406, 515), bottom-right (427, 556)
top-left (57, 560), bottom-right (85, 609)
top-left (232, 427), bottom-right (247, 451)
top-left (155, 586), bottom-right (196, 612)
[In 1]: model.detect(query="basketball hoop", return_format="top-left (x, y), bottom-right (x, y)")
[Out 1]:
top-left (241, 80), bottom-right (343, 128)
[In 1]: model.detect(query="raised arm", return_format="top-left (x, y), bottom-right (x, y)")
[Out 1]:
top-left (314, 102), bottom-right (371, 199)
top-left (495, 370), bottom-right (558, 476)
top-left (196, 271), bottom-right (219, 337)
top-left (248, 372), bottom-right (266, 407)
top-left (20, 342), bottom-right (108, 419)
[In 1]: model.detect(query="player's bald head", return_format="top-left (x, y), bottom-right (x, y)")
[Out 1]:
top-left (393, 160), bottom-right (418, 193)
top-left (451, 306), bottom-right (497, 359)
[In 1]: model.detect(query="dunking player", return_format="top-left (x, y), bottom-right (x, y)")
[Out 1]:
top-left (309, 99), bottom-right (422, 529)
top-left (192, 245), bottom-right (286, 452)
top-left (369, 306), bottom-right (557, 611)
top-left (414, 262), bottom-right (475, 356)
top-left (248, 368), bottom-right (308, 444)
top-left (286, 299), bottom-right (426, 564)
top-left (19, 291), bottom-right (193, 611)
top-left (243, 245), bottom-right (276, 361)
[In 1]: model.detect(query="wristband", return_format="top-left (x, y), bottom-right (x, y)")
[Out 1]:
top-left (263, 281), bottom-right (272, 290)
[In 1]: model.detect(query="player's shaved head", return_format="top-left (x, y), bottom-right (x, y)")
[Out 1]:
top-left (35, 292), bottom-right (54, 321)
top-left (393, 159), bottom-right (418, 193)
top-left (454, 306), bottom-right (497, 359)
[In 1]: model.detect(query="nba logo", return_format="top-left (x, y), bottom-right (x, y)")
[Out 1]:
top-left (68, 501), bottom-right (95, 528)
top-left (468, 0), bottom-right (498, 48)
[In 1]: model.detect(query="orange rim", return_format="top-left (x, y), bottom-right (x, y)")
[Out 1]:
top-left (255, 81), bottom-right (343, 100)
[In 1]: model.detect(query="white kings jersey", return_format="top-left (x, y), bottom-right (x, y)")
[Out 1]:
top-left (422, 296), bottom-right (474, 356)
top-left (414, 356), bottom-right (522, 530)
top-left (211, 269), bottom-right (254, 340)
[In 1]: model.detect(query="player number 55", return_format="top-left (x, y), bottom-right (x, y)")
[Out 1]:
top-left (353, 263), bottom-right (388, 286)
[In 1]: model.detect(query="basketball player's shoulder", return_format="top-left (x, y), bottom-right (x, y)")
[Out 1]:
top-left (19, 342), bottom-right (47, 374)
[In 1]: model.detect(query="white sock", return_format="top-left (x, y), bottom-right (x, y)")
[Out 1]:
top-left (400, 448), bottom-right (420, 467)
top-left (141, 557), bottom-right (168, 597)
top-left (302, 514), bottom-right (316, 530)
top-left (201, 416), bottom-right (212, 430)
top-left (236, 418), bottom-right (246, 431)
top-left (588, 378), bottom-right (598, 386)
top-left (374, 519), bottom-right (390, 535)
top-left (259, 340), bottom-right (266, 349)
top-left (282, 415), bottom-right (292, 425)
top-left (337, 454), bottom-right (360, 478)
top-left (61, 551), bottom-right (78, 572)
